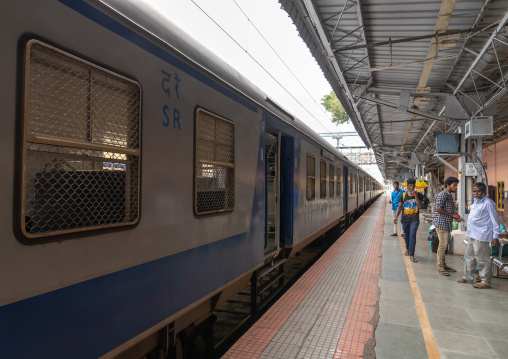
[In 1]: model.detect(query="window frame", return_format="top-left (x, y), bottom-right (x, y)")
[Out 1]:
top-left (320, 160), bottom-right (327, 198)
top-left (329, 164), bottom-right (335, 197)
top-left (19, 39), bottom-right (142, 242)
top-left (337, 168), bottom-right (342, 197)
top-left (306, 154), bottom-right (316, 200)
top-left (194, 107), bottom-right (235, 216)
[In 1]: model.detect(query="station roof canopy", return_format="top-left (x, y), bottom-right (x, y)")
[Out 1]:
top-left (280, 0), bottom-right (508, 180)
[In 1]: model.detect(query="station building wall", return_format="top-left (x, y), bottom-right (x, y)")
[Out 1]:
top-left (443, 136), bottom-right (508, 225)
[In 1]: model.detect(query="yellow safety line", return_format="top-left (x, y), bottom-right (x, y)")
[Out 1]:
top-left (398, 232), bottom-right (441, 359)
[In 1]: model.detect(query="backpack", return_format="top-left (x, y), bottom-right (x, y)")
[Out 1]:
top-left (402, 192), bottom-right (429, 210)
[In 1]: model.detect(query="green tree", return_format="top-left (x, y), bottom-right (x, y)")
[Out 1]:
top-left (321, 91), bottom-right (349, 125)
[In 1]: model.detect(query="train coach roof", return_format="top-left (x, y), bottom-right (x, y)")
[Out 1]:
top-left (100, 0), bottom-right (370, 174)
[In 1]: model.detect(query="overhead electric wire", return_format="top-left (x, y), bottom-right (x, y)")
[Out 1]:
top-left (190, 0), bottom-right (335, 132)
top-left (231, 0), bottom-right (335, 121)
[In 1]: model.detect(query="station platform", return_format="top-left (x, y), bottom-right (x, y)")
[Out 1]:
top-left (223, 195), bottom-right (508, 359)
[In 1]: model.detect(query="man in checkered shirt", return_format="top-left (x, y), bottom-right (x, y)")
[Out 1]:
top-left (432, 176), bottom-right (461, 276)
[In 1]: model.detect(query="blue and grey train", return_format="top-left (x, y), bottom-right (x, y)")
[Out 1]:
top-left (0, 0), bottom-right (383, 358)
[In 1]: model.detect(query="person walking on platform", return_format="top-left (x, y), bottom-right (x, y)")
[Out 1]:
top-left (432, 177), bottom-right (461, 276)
top-left (394, 178), bottom-right (422, 262)
top-left (457, 182), bottom-right (500, 289)
top-left (388, 181), bottom-right (404, 237)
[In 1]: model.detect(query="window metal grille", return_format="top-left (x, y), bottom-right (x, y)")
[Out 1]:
top-left (195, 109), bottom-right (234, 215)
top-left (320, 160), bottom-right (327, 198)
top-left (329, 164), bottom-right (335, 197)
top-left (306, 155), bottom-right (315, 200)
top-left (337, 168), bottom-right (342, 197)
top-left (21, 40), bottom-right (141, 238)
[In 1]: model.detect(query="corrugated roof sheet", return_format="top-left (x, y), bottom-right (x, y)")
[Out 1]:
top-left (280, 0), bottom-right (508, 179)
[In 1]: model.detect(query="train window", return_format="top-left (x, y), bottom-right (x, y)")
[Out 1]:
top-left (320, 160), bottom-right (327, 198)
top-left (349, 173), bottom-right (353, 194)
top-left (306, 155), bottom-right (315, 200)
top-left (359, 176), bottom-right (364, 192)
top-left (337, 168), bottom-right (342, 197)
top-left (329, 164), bottom-right (335, 197)
top-left (21, 40), bottom-right (141, 239)
top-left (195, 108), bottom-right (235, 215)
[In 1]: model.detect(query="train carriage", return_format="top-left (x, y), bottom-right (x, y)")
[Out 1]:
top-left (0, 0), bottom-right (383, 358)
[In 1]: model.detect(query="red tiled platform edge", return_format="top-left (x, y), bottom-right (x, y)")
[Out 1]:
top-left (334, 202), bottom-right (384, 358)
top-left (223, 198), bottom-right (385, 359)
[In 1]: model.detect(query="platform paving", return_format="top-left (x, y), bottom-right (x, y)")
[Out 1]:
top-left (376, 195), bottom-right (508, 359)
top-left (224, 198), bottom-right (385, 359)
top-left (223, 194), bottom-right (508, 359)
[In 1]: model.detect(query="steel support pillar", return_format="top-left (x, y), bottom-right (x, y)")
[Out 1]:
top-left (457, 128), bottom-right (467, 231)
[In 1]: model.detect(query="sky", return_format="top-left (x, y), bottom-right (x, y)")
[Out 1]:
top-left (141, 0), bottom-right (383, 182)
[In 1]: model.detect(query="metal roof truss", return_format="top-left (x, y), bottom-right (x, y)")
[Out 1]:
top-left (280, 0), bottom-right (508, 179)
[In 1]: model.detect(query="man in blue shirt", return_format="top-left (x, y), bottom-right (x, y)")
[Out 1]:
top-left (388, 181), bottom-right (404, 237)
top-left (457, 182), bottom-right (500, 289)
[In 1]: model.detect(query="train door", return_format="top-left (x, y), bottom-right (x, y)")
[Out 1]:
top-left (362, 176), bottom-right (366, 203)
top-left (265, 132), bottom-right (280, 256)
top-left (343, 165), bottom-right (349, 213)
top-left (355, 169), bottom-right (359, 208)
top-left (280, 136), bottom-right (294, 248)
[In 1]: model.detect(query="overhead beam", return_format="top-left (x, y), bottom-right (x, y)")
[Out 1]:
top-left (383, 131), bottom-right (424, 134)
top-left (453, 11), bottom-right (508, 96)
top-left (370, 54), bottom-right (456, 72)
top-left (331, 25), bottom-right (363, 45)
top-left (386, 161), bottom-right (413, 169)
top-left (473, 71), bottom-right (508, 116)
top-left (377, 147), bottom-right (414, 151)
top-left (333, 26), bottom-right (487, 52)
top-left (338, 146), bottom-right (367, 149)
top-left (366, 119), bottom-right (427, 124)
top-left (383, 153), bottom-right (411, 161)
top-left (322, 3), bottom-right (358, 23)
top-left (318, 132), bottom-right (360, 136)
top-left (366, 87), bottom-right (451, 97)
top-left (328, 0), bottom-right (357, 42)
top-left (353, 78), bottom-right (373, 105)
top-left (434, 155), bottom-right (460, 173)
top-left (441, 0), bottom-right (492, 87)
top-left (415, 121), bottom-right (437, 151)
top-left (360, 95), bottom-right (465, 125)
